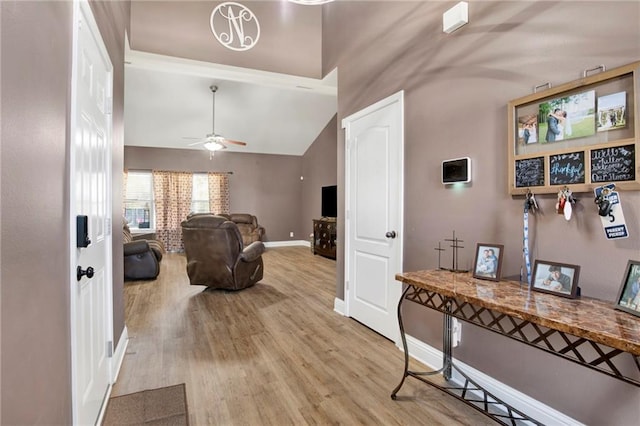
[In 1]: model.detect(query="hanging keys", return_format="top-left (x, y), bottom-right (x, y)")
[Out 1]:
top-left (556, 189), bottom-right (566, 214)
top-left (557, 187), bottom-right (577, 220)
top-left (524, 190), bottom-right (538, 212)
top-left (595, 188), bottom-right (612, 217)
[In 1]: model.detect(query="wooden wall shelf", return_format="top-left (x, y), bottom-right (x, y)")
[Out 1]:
top-left (508, 61), bottom-right (640, 195)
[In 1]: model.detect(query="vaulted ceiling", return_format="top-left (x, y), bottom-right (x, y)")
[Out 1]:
top-left (124, 1), bottom-right (336, 156)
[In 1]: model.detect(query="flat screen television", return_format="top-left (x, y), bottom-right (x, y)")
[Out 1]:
top-left (321, 185), bottom-right (337, 218)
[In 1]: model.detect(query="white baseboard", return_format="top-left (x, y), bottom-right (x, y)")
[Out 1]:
top-left (97, 327), bottom-right (129, 426)
top-left (334, 297), bottom-right (345, 315)
top-left (402, 334), bottom-right (584, 426)
top-left (264, 240), bottom-right (310, 248)
top-left (111, 326), bottom-right (129, 383)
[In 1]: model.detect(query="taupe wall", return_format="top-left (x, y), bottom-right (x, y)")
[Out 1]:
top-left (302, 115), bottom-right (338, 240)
top-left (0, 1), bottom-right (128, 424)
top-left (124, 147), bottom-right (306, 241)
top-left (1, 2), bottom-right (73, 423)
top-left (130, 1), bottom-right (322, 78)
top-left (324, 1), bottom-right (640, 424)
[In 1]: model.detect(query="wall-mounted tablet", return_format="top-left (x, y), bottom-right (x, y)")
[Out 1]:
top-left (442, 157), bottom-right (471, 184)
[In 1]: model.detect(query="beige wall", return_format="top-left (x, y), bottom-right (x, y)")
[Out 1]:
top-left (1, 1), bottom-right (128, 423)
top-left (1, 2), bottom-right (74, 423)
top-left (302, 115), bottom-right (338, 240)
top-left (324, 1), bottom-right (640, 424)
top-left (130, 1), bottom-right (323, 78)
top-left (124, 147), bottom-right (307, 241)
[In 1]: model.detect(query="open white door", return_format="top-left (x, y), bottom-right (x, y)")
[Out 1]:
top-left (343, 91), bottom-right (404, 343)
top-left (70, 1), bottom-right (114, 424)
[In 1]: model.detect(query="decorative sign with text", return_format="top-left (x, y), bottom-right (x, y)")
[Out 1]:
top-left (210, 2), bottom-right (260, 52)
top-left (591, 144), bottom-right (635, 183)
top-left (515, 157), bottom-right (545, 188)
top-left (550, 151), bottom-right (585, 185)
top-left (594, 183), bottom-right (629, 240)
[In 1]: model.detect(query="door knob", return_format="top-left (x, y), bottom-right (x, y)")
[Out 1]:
top-left (77, 266), bottom-right (95, 281)
top-left (385, 231), bottom-right (397, 239)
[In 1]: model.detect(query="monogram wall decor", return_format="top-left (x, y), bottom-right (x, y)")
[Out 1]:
top-left (210, 2), bottom-right (260, 52)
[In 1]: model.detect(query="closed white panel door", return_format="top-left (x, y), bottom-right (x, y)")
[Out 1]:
top-left (343, 91), bottom-right (403, 342)
top-left (70, 1), bottom-right (113, 424)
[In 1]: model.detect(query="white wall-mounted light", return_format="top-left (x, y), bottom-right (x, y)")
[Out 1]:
top-left (443, 1), bottom-right (469, 34)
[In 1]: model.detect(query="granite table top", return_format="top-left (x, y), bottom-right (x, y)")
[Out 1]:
top-left (396, 269), bottom-right (640, 356)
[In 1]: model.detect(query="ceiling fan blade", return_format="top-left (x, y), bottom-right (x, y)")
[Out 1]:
top-left (223, 139), bottom-right (247, 146)
top-left (182, 86), bottom-right (249, 151)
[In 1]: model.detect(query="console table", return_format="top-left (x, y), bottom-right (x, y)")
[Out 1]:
top-left (313, 218), bottom-right (336, 260)
top-left (391, 269), bottom-right (640, 425)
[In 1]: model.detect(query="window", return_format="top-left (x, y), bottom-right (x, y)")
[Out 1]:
top-left (124, 171), bottom-right (154, 230)
top-left (191, 173), bottom-right (210, 213)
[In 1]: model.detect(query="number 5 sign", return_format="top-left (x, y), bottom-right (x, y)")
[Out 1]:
top-left (594, 184), bottom-right (629, 239)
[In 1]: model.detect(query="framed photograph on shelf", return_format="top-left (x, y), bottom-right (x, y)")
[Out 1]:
top-left (614, 260), bottom-right (640, 318)
top-left (531, 260), bottom-right (580, 299)
top-left (473, 243), bottom-right (504, 281)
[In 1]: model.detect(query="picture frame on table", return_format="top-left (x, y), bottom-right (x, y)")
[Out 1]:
top-left (531, 260), bottom-right (580, 299)
top-left (614, 260), bottom-right (640, 318)
top-left (473, 243), bottom-right (504, 281)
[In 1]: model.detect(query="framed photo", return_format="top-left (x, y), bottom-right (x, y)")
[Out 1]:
top-left (531, 260), bottom-right (580, 299)
top-left (517, 113), bottom-right (539, 145)
top-left (473, 243), bottom-right (504, 281)
top-left (538, 90), bottom-right (596, 143)
top-left (614, 260), bottom-right (640, 318)
top-left (597, 91), bottom-right (627, 132)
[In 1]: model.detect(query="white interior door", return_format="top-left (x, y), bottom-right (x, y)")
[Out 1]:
top-left (343, 91), bottom-right (404, 343)
top-left (70, 1), bottom-right (113, 424)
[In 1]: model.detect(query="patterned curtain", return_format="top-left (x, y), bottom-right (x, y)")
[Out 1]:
top-left (208, 172), bottom-right (230, 214)
top-left (152, 170), bottom-right (193, 252)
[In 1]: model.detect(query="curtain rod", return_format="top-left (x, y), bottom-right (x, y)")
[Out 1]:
top-left (125, 169), bottom-right (233, 175)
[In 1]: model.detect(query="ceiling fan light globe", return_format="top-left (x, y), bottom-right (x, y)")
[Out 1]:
top-left (203, 141), bottom-right (224, 152)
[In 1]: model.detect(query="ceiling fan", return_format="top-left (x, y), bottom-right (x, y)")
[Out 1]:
top-left (184, 85), bottom-right (247, 156)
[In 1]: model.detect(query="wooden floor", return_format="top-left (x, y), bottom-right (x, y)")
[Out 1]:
top-left (113, 246), bottom-right (494, 425)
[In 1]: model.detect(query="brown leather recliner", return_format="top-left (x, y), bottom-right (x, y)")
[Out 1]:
top-left (123, 221), bottom-right (165, 280)
top-left (181, 214), bottom-right (265, 290)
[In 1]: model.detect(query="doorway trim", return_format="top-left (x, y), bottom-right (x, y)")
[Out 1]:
top-left (342, 90), bottom-right (404, 342)
top-left (68, 0), bottom-right (114, 423)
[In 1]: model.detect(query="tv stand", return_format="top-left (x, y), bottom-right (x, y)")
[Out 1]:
top-left (313, 218), bottom-right (336, 260)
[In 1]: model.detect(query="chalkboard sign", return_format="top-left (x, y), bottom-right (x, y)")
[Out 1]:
top-left (515, 157), bottom-right (545, 187)
top-left (591, 144), bottom-right (636, 183)
top-left (549, 151), bottom-right (585, 185)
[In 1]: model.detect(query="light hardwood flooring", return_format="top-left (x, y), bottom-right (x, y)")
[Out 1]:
top-left (113, 246), bottom-right (494, 425)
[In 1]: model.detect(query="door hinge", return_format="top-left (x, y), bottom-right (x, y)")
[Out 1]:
top-left (106, 218), bottom-right (111, 236)
top-left (107, 341), bottom-right (113, 358)
top-left (346, 280), bottom-right (349, 291)
top-left (105, 97), bottom-right (113, 115)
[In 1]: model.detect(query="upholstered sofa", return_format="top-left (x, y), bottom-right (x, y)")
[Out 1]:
top-left (123, 221), bottom-right (165, 280)
top-left (187, 212), bottom-right (265, 246)
top-left (181, 214), bottom-right (265, 290)
top-left (218, 213), bottom-right (265, 246)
